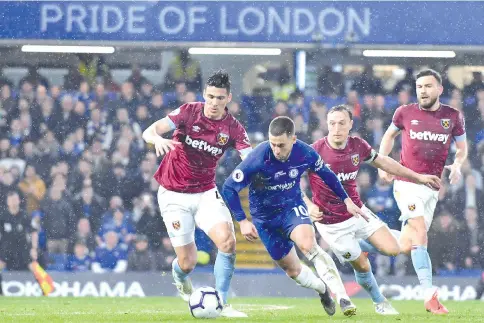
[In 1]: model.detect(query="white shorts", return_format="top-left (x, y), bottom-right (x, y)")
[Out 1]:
top-left (157, 186), bottom-right (234, 247)
top-left (393, 180), bottom-right (439, 231)
top-left (314, 206), bottom-right (385, 263)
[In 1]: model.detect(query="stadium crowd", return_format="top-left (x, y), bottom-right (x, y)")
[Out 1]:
top-left (0, 61), bottom-right (483, 277)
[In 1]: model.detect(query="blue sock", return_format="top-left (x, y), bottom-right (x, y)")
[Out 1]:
top-left (354, 266), bottom-right (385, 303)
top-left (411, 245), bottom-right (433, 289)
top-left (172, 258), bottom-right (189, 282)
top-left (214, 250), bottom-right (236, 304)
top-left (358, 230), bottom-right (402, 255)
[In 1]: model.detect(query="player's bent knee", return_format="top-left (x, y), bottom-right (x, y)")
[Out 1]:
top-left (215, 233), bottom-right (236, 254)
top-left (296, 239), bottom-right (316, 256)
top-left (209, 222), bottom-right (236, 253)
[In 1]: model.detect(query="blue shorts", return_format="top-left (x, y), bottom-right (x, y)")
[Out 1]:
top-left (253, 205), bottom-right (312, 261)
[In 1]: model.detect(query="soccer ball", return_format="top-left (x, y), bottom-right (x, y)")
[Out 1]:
top-left (188, 286), bottom-right (223, 319)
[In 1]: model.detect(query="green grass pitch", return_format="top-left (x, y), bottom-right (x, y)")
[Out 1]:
top-left (0, 297), bottom-right (482, 322)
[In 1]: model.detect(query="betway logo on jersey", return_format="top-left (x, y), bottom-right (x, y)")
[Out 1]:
top-left (409, 129), bottom-right (450, 144)
top-left (337, 170), bottom-right (358, 182)
top-left (185, 135), bottom-right (223, 156)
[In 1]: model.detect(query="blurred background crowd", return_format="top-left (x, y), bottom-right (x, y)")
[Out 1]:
top-left (0, 50), bottom-right (483, 278)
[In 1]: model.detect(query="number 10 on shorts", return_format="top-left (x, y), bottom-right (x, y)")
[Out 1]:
top-left (292, 205), bottom-right (309, 219)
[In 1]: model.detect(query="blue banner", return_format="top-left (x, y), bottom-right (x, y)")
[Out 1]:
top-left (0, 1), bottom-right (483, 46)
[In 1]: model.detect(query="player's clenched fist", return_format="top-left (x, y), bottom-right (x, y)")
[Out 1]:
top-left (239, 219), bottom-right (259, 242)
top-left (153, 137), bottom-right (181, 157)
top-left (378, 169), bottom-right (394, 183)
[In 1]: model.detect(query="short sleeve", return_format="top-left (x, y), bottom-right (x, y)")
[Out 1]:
top-left (232, 121), bottom-right (252, 158)
top-left (357, 138), bottom-right (377, 162)
top-left (167, 103), bottom-right (192, 128)
top-left (452, 110), bottom-right (466, 139)
top-left (391, 106), bottom-right (405, 130)
top-left (224, 146), bottom-right (262, 191)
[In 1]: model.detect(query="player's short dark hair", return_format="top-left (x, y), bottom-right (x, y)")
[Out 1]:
top-left (269, 116), bottom-right (295, 137)
top-left (328, 104), bottom-right (353, 120)
top-left (206, 70), bottom-right (231, 93)
top-left (416, 69), bottom-right (442, 84)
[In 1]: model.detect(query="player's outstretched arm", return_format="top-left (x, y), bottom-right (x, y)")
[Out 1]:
top-left (371, 155), bottom-right (441, 190)
top-left (221, 152), bottom-right (261, 241)
top-left (142, 118), bottom-right (181, 157)
top-left (444, 139), bottom-right (468, 185)
top-left (221, 180), bottom-right (258, 242)
top-left (378, 125), bottom-right (401, 182)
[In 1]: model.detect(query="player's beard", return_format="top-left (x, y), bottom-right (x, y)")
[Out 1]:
top-left (419, 96), bottom-right (438, 110)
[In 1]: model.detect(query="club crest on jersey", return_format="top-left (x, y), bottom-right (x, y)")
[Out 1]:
top-left (408, 204), bottom-right (416, 212)
top-left (441, 119), bottom-right (451, 130)
top-left (351, 154), bottom-right (360, 166)
top-left (172, 221), bottom-right (181, 230)
top-left (343, 252), bottom-right (351, 259)
top-left (289, 169), bottom-right (299, 178)
top-left (217, 133), bottom-right (229, 146)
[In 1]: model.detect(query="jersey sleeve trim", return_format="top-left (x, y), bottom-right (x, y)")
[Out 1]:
top-left (239, 147), bottom-right (253, 159)
top-left (163, 116), bottom-right (176, 131)
top-left (454, 133), bottom-right (467, 142)
top-left (389, 122), bottom-right (401, 132)
top-left (364, 149), bottom-right (378, 163)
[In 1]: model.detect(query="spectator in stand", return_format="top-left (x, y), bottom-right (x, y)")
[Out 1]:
top-left (393, 67), bottom-right (415, 95)
top-left (68, 217), bottom-right (97, 256)
top-left (164, 49), bottom-right (203, 92)
top-left (351, 66), bottom-right (383, 95)
top-left (66, 241), bottom-right (92, 272)
top-left (0, 191), bottom-right (39, 272)
top-left (127, 234), bottom-right (155, 271)
top-left (127, 64), bottom-right (149, 93)
top-left (92, 231), bottom-right (128, 273)
top-left (18, 164), bottom-right (46, 214)
top-left (464, 72), bottom-right (484, 98)
top-left (428, 211), bottom-right (462, 273)
top-left (149, 91), bottom-right (168, 123)
top-left (40, 186), bottom-right (76, 254)
top-left (97, 207), bottom-right (135, 245)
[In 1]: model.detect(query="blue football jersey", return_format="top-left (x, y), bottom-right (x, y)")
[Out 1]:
top-left (222, 140), bottom-right (348, 221)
